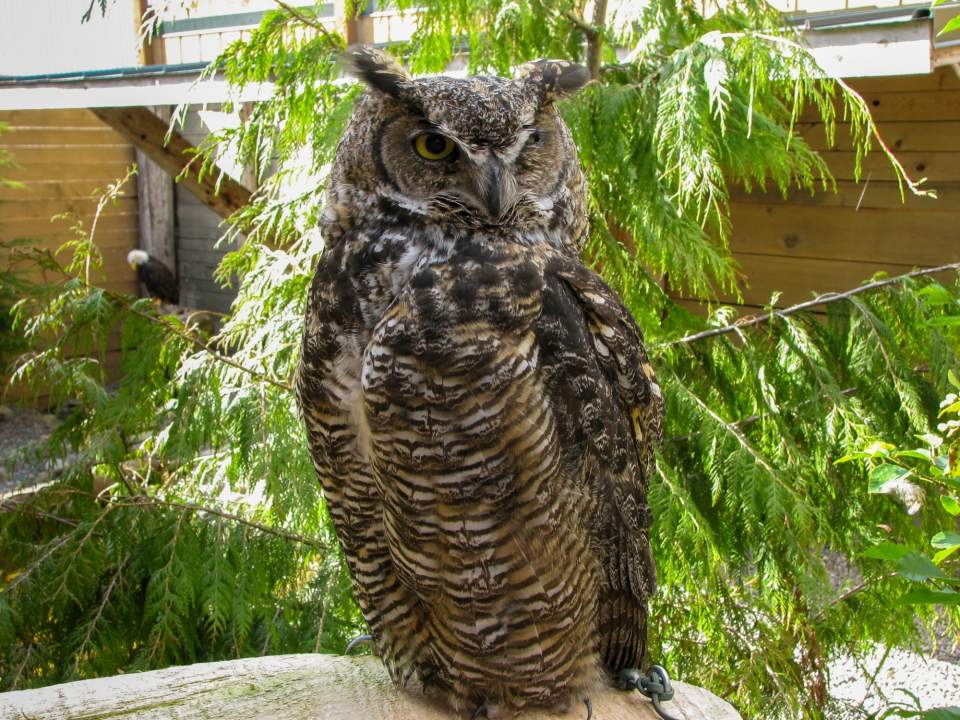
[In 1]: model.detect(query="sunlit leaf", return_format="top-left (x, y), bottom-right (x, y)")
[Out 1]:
top-left (942, 496), bottom-right (960, 516)
top-left (869, 464), bottom-right (912, 494)
top-left (896, 552), bottom-right (948, 582)
top-left (931, 532), bottom-right (960, 550)
top-left (862, 542), bottom-right (910, 561)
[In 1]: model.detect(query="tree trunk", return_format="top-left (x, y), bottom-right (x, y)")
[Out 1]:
top-left (586, 0), bottom-right (608, 80)
top-left (0, 654), bottom-right (742, 720)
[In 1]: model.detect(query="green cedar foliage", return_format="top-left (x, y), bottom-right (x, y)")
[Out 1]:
top-left (1, 2), bottom-right (958, 717)
top-left (842, 362), bottom-right (960, 611)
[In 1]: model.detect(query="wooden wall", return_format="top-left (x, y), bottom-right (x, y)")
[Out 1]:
top-left (0, 109), bottom-right (139, 293)
top-left (0, 108), bottom-right (139, 399)
top-left (695, 66), bottom-right (960, 310)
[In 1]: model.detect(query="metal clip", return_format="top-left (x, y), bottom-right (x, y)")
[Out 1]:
top-left (620, 665), bottom-right (681, 720)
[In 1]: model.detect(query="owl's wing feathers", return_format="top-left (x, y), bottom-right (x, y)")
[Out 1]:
top-left (550, 259), bottom-right (662, 583)
top-left (538, 258), bottom-right (663, 672)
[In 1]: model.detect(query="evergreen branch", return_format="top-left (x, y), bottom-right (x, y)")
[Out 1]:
top-left (2, 531), bottom-right (75, 593)
top-left (846, 296), bottom-right (898, 384)
top-left (664, 263), bottom-right (960, 348)
top-left (272, 0), bottom-right (343, 47)
top-left (24, 251), bottom-right (294, 392)
top-left (115, 297), bottom-right (294, 392)
top-left (666, 387), bottom-right (858, 444)
top-left (9, 643), bottom-right (35, 690)
top-left (74, 552), bottom-right (131, 675)
top-left (146, 509), bottom-right (186, 663)
top-left (0, 500), bottom-right (80, 528)
top-left (112, 496), bottom-right (328, 551)
top-left (744, 32), bottom-right (933, 200)
top-left (812, 572), bottom-right (897, 621)
top-left (48, 508), bottom-right (116, 607)
top-left (671, 375), bottom-right (787, 488)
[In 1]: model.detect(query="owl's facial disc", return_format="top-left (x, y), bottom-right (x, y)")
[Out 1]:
top-left (340, 48), bottom-right (588, 226)
top-left (375, 108), bottom-right (569, 225)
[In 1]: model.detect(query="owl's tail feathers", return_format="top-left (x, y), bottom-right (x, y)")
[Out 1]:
top-left (598, 591), bottom-right (649, 674)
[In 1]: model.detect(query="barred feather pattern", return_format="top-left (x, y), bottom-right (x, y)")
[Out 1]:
top-left (297, 61), bottom-right (663, 716)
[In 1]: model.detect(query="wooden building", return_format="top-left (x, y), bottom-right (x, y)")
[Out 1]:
top-left (719, 5), bottom-right (960, 310)
top-left (722, 65), bottom-right (960, 309)
top-left (0, 0), bottom-right (958, 334)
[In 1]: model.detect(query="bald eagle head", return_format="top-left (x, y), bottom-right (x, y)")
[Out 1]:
top-left (127, 249), bottom-right (179, 305)
top-left (127, 249), bottom-right (150, 269)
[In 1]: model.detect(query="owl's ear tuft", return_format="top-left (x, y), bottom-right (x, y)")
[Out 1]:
top-left (340, 45), bottom-right (411, 99)
top-left (516, 59), bottom-right (590, 103)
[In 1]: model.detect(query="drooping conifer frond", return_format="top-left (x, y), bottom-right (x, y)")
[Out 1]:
top-left (0, 2), bottom-right (955, 718)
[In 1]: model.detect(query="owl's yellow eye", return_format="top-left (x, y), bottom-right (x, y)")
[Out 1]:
top-left (413, 133), bottom-right (457, 161)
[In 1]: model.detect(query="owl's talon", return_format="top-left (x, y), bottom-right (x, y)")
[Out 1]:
top-left (584, 696), bottom-right (593, 720)
top-left (344, 633), bottom-right (374, 654)
top-left (419, 665), bottom-right (439, 691)
top-left (470, 702), bottom-right (489, 720)
top-left (617, 667), bottom-right (643, 691)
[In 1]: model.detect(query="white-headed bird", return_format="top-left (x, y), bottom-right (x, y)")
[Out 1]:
top-left (127, 249), bottom-right (178, 305)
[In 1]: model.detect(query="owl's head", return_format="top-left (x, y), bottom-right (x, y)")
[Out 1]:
top-left (329, 46), bottom-right (589, 242)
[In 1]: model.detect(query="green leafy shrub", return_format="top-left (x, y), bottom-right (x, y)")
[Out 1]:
top-left (1, 3), bottom-right (958, 719)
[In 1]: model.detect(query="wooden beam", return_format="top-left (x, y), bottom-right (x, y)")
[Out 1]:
top-left (934, 41), bottom-right (960, 67)
top-left (0, 75), bottom-right (275, 111)
top-left (92, 106), bottom-right (251, 221)
top-left (135, 0), bottom-right (167, 66)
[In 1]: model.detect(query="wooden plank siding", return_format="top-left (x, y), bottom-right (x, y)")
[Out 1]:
top-left (0, 108), bottom-right (139, 401)
top-left (694, 66), bottom-right (960, 312)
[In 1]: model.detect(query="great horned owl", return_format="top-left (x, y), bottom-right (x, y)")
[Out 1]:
top-left (297, 46), bottom-right (664, 717)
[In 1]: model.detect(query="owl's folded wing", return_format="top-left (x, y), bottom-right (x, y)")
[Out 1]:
top-left (543, 257), bottom-right (664, 604)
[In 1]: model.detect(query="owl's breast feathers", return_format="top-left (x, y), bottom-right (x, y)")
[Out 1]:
top-left (298, 232), bottom-right (663, 711)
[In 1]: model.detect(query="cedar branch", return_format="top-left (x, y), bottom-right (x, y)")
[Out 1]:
top-left (273, 0), bottom-right (344, 47)
top-left (24, 249), bottom-right (294, 393)
top-left (113, 495), bottom-right (328, 551)
top-left (663, 262), bottom-right (960, 348)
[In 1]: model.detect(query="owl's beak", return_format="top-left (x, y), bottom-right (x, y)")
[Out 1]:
top-left (480, 157), bottom-right (515, 221)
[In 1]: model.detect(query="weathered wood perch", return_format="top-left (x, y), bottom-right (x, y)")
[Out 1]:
top-left (0, 654), bottom-right (741, 720)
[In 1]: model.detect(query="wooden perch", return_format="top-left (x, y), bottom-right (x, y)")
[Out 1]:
top-left (0, 654), bottom-right (742, 720)
top-left (91, 106), bottom-right (252, 221)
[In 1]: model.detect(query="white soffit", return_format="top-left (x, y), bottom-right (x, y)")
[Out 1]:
top-left (0, 70), bottom-right (274, 111)
top-left (804, 19), bottom-right (933, 78)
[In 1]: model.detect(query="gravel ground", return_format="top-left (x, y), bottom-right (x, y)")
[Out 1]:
top-left (1, 403), bottom-right (959, 715)
top-left (828, 647), bottom-right (960, 717)
top-left (0, 403), bottom-right (58, 495)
